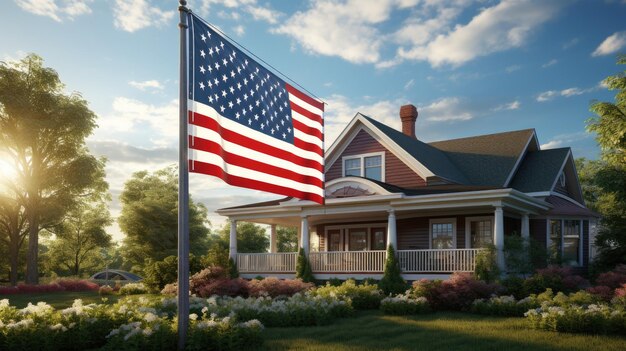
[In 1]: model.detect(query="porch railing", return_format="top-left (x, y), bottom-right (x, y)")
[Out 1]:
top-left (397, 248), bottom-right (483, 272)
top-left (309, 251), bottom-right (386, 272)
top-left (236, 249), bottom-right (483, 274)
top-left (236, 252), bottom-right (297, 273)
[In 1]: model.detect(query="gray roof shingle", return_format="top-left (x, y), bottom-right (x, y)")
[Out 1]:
top-left (508, 148), bottom-right (570, 193)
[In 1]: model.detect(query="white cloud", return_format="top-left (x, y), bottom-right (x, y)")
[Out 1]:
top-left (15, 0), bottom-right (92, 22)
top-left (542, 59), bottom-right (558, 68)
top-left (592, 31), bottom-right (626, 57)
top-left (506, 65), bottom-right (521, 73)
top-left (233, 25), bottom-right (245, 36)
top-left (274, 0), bottom-right (392, 64)
top-left (200, 0), bottom-right (281, 24)
top-left (537, 86), bottom-right (591, 102)
top-left (96, 97), bottom-right (178, 146)
top-left (113, 0), bottom-right (174, 32)
top-left (398, 0), bottom-right (567, 67)
top-left (562, 37), bottom-right (579, 50)
top-left (493, 100), bottom-right (521, 111)
top-left (128, 79), bottom-right (164, 91)
top-left (421, 97), bottom-right (473, 122)
top-left (540, 132), bottom-right (590, 149)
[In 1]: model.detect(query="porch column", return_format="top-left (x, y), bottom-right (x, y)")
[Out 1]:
top-left (300, 216), bottom-right (310, 255)
top-left (493, 206), bottom-right (505, 271)
top-left (229, 219), bottom-right (237, 261)
top-left (269, 224), bottom-right (277, 253)
top-left (521, 213), bottom-right (530, 242)
top-left (387, 209), bottom-right (397, 255)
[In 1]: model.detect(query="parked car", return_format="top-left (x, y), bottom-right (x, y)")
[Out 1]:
top-left (89, 270), bottom-right (143, 286)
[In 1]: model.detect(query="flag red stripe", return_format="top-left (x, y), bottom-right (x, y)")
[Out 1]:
top-left (191, 160), bottom-right (324, 204)
top-left (189, 111), bottom-right (323, 172)
top-left (294, 137), bottom-right (323, 155)
top-left (285, 83), bottom-right (324, 111)
top-left (190, 135), bottom-right (323, 188)
top-left (293, 118), bottom-right (323, 141)
top-left (290, 101), bottom-right (323, 125)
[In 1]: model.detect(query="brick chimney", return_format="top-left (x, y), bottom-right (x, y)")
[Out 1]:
top-left (400, 104), bottom-right (418, 138)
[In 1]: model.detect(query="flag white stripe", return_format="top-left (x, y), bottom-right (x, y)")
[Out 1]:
top-left (288, 94), bottom-right (324, 116)
top-left (191, 149), bottom-right (324, 196)
top-left (190, 100), bottom-right (324, 164)
top-left (292, 109), bottom-right (323, 132)
top-left (294, 128), bottom-right (324, 147)
top-left (190, 125), bottom-right (323, 179)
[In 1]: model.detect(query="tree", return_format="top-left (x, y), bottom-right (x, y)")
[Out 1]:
top-left (218, 221), bottom-right (269, 253)
top-left (276, 226), bottom-right (298, 252)
top-left (379, 245), bottom-right (407, 295)
top-left (118, 166), bottom-right (210, 272)
top-left (0, 54), bottom-right (107, 283)
top-left (585, 55), bottom-right (626, 271)
top-left (0, 194), bottom-right (28, 285)
top-left (44, 199), bottom-right (113, 276)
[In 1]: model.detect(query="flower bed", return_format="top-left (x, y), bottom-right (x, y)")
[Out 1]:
top-left (0, 297), bottom-right (263, 350)
top-left (380, 293), bottom-right (430, 315)
top-left (410, 272), bottom-right (501, 311)
top-left (118, 283), bottom-right (148, 295)
top-left (186, 292), bottom-right (353, 327)
top-left (471, 295), bottom-right (539, 317)
top-left (312, 279), bottom-right (383, 310)
top-left (0, 279), bottom-right (98, 295)
top-left (525, 303), bottom-right (626, 335)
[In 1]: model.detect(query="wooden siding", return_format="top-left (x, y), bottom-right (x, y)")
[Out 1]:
top-left (325, 129), bottom-right (426, 187)
top-left (554, 182), bottom-right (570, 197)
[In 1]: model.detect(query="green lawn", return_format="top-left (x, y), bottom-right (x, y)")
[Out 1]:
top-left (263, 311), bottom-right (626, 351)
top-left (2, 291), bottom-right (122, 309)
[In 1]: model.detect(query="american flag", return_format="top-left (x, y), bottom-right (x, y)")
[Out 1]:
top-left (187, 14), bottom-right (324, 204)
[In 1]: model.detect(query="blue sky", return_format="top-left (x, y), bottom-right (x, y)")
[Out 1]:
top-left (1, 0), bottom-right (625, 241)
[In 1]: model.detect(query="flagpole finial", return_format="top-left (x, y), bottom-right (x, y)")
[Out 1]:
top-left (179, 0), bottom-right (189, 13)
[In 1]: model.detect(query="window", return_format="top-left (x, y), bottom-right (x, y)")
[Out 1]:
top-left (371, 228), bottom-right (386, 250)
top-left (328, 230), bottom-right (341, 251)
top-left (342, 152), bottom-right (384, 181)
top-left (467, 218), bottom-right (493, 248)
top-left (348, 229), bottom-right (368, 251)
top-left (549, 219), bottom-right (581, 266)
top-left (558, 172), bottom-right (566, 187)
top-left (430, 219), bottom-right (456, 249)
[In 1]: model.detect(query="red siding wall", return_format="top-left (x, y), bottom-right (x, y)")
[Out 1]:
top-left (325, 129), bottom-right (426, 187)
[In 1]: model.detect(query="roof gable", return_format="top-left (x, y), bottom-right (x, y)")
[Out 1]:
top-left (429, 129), bottom-right (536, 186)
top-left (509, 148), bottom-right (570, 193)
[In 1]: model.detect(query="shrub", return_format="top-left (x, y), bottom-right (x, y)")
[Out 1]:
top-left (379, 245), bottom-right (407, 295)
top-left (411, 273), bottom-right (502, 311)
top-left (99, 285), bottom-right (114, 296)
top-left (118, 283), bottom-right (148, 295)
top-left (142, 255), bottom-right (204, 292)
top-left (295, 248), bottom-right (314, 283)
top-left (525, 304), bottom-right (626, 335)
top-left (313, 279), bottom-right (383, 310)
top-left (500, 275), bottom-right (526, 299)
top-left (53, 279), bottom-right (99, 292)
top-left (474, 244), bottom-right (500, 282)
top-left (196, 292), bottom-right (353, 327)
top-left (186, 316), bottom-right (263, 351)
top-left (471, 295), bottom-right (539, 317)
top-left (587, 285), bottom-right (615, 301)
top-left (247, 277), bottom-right (313, 298)
top-left (195, 278), bottom-right (249, 298)
top-left (595, 264), bottom-right (626, 289)
top-left (380, 294), bottom-right (430, 315)
top-left (522, 266), bottom-right (588, 295)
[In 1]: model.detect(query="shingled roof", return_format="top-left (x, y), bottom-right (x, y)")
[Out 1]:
top-left (428, 129), bottom-right (535, 187)
top-left (508, 148), bottom-right (570, 193)
top-left (361, 115), bottom-right (469, 184)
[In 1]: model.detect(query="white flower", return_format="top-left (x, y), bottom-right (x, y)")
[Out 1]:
top-left (144, 312), bottom-right (159, 322)
top-left (143, 327), bottom-right (153, 336)
top-left (0, 299), bottom-right (9, 308)
top-left (189, 313), bottom-right (198, 321)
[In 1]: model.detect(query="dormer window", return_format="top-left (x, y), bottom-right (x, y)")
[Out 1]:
top-left (342, 152), bottom-right (384, 181)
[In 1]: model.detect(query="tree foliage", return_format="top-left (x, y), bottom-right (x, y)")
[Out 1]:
top-left (584, 56), bottom-right (626, 271)
top-left (379, 245), bottom-right (407, 295)
top-left (276, 226), bottom-right (298, 252)
top-left (44, 199), bottom-right (113, 277)
top-left (118, 166), bottom-right (210, 272)
top-left (295, 247), bottom-right (313, 283)
top-left (0, 54), bottom-right (107, 283)
top-left (218, 221), bottom-right (269, 253)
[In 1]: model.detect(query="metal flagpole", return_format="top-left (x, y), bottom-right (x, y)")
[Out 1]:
top-left (177, 1), bottom-right (190, 350)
